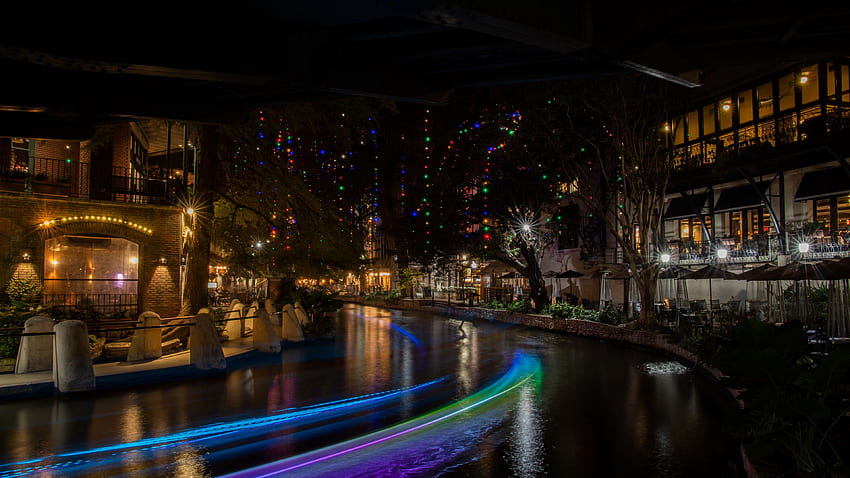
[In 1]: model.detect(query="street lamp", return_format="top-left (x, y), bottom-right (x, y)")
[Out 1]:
top-left (797, 242), bottom-right (810, 254)
top-left (660, 252), bottom-right (671, 264)
top-left (716, 247), bottom-right (728, 259)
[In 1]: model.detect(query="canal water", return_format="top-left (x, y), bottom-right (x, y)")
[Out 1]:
top-left (0, 304), bottom-right (742, 477)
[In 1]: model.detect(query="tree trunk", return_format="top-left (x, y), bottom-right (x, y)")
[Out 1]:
top-left (180, 125), bottom-right (219, 316)
top-left (634, 271), bottom-right (659, 328)
top-left (181, 218), bottom-right (211, 315)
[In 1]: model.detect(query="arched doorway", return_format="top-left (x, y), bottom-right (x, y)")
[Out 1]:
top-left (42, 235), bottom-right (139, 317)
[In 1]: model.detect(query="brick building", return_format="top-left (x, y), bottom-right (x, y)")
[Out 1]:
top-left (0, 122), bottom-right (191, 318)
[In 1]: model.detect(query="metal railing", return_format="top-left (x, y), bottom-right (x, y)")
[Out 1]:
top-left (42, 293), bottom-right (139, 317)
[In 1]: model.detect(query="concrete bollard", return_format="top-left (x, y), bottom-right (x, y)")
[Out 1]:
top-left (265, 299), bottom-right (281, 326)
top-left (190, 309), bottom-right (226, 370)
top-left (244, 303), bottom-right (258, 336)
top-left (224, 301), bottom-right (245, 341)
top-left (253, 309), bottom-right (281, 353)
top-left (294, 301), bottom-right (310, 326)
top-left (53, 320), bottom-right (95, 393)
top-left (281, 304), bottom-right (304, 342)
top-left (15, 316), bottom-right (55, 374)
top-left (127, 311), bottom-right (163, 361)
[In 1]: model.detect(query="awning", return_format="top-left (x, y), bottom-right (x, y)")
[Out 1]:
top-left (714, 181), bottom-right (771, 213)
top-left (663, 193), bottom-right (710, 220)
top-left (795, 167), bottom-right (850, 201)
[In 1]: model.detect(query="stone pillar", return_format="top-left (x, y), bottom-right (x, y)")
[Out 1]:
top-left (190, 309), bottom-right (226, 370)
top-left (253, 309), bottom-right (281, 353)
top-left (127, 311), bottom-right (163, 361)
top-left (53, 320), bottom-right (95, 393)
top-left (264, 299), bottom-right (280, 326)
top-left (281, 304), bottom-right (304, 342)
top-left (15, 316), bottom-right (54, 374)
top-left (244, 303), bottom-right (258, 335)
top-left (224, 301), bottom-right (245, 341)
top-left (294, 301), bottom-right (310, 326)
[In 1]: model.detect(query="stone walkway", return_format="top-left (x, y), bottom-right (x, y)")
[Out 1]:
top-left (0, 337), bottom-right (259, 401)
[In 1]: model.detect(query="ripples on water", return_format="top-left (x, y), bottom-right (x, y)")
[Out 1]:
top-left (639, 361), bottom-right (692, 376)
top-left (0, 305), bottom-right (740, 477)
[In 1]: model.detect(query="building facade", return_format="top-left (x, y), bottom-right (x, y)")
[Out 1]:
top-left (661, 59), bottom-right (850, 265)
top-left (0, 122), bottom-right (191, 318)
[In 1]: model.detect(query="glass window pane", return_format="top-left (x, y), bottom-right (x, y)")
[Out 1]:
top-left (827, 63), bottom-right (837, 97)
top-left (800, 64), bottom-right (819, 104)
top-left (702, 104), bottom-right (715, 135)
top-left (43, 236), bottom-right (139, 310)
top-left (757, 82), bottom-right (774, 119)
top-left (673, 116), bottom-right (684, 145)
top-left (730, 211), bottom-right (743, 239)
top-left (680, 219), bottom-right (690, 240)
top-left (837, 194), bottom-right (850, 233)
top-left (779, 73), bottom-right (795, 111)
top-left (843, 65), bottom-right (850, 102)
top-left (692, 219), bottom-right (703, 242)
top-left (738, 90), bottom-right (753, 124)
top-left (686, 110), bottom-right (699, 141)
top-left (718, 98), bottom-right (733, 130)
top-left (815, 199), bottom-right (831, 232)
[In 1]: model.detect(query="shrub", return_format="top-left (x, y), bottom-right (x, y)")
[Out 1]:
top-left (707, 319), bottom-right (850, 475)
top-left (5, 277), bottom-right (43, 303)
top-left (0, 303), bottom-right (39, 359)
top-left (481, 300), bottom-right (506, 310)
top-left (506, 299), bottom-right (532, 314)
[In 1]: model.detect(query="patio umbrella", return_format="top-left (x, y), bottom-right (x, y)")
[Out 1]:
top-left (555, 269), bottom-right (583, 297)
top-left (544, 271), bottom-right (559, 303)
top-left (819, 258), bottom-right (850, 338)
top-left (737, 263), bottom-right (779, 322)
top-left (683, 265), bottom-right (740, 306)
top-left (657, 265), bottom-right (690, 312)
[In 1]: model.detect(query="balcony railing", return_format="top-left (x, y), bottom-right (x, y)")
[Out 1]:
top-left (1, 157), bottom-right (90, 198)
top-left (669, 235), bottom-right (782, 264)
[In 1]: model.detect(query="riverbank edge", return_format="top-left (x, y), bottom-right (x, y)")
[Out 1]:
top-left (347, 297), bottom-right (760, 478)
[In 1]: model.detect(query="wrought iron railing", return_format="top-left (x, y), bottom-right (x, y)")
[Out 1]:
top-left (42, 293), bottom-right (139, 317)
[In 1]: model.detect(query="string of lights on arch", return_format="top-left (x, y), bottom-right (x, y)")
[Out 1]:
top-left (38, 215), bottom-right (153, 234)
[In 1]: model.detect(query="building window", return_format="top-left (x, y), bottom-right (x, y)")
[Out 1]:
top-left (42, 235), bottom-right (139, 316)
top-left (800, 65), bottom-right (819, 105)
top-left (728, 208), bottom-right (773, 240)
top-left (719, 98), bottom-right (733, 130)
top-left (814, 194), bottom-right (850, 239)
top-left (702, 104), bottom-right (716, 136)
top-left (738, 89), bottom-right (754, 125)
top-left (779, 73), bottom-right (796, 111)
top-left (553, 204), bottom-right (580, 249)
top-left (757, 82), bottom-right (774, 119)
top-left (679, 216), bottom-right (711, 243)
top-left (827, 63), bottom-right (837, 98)
top-left (672, 116), bottom-right (685, 145)
top-left (686, 109), bottom-right (699, 141)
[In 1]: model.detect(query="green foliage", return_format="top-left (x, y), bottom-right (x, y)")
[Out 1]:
top-left (707, 319), bottom-right (850, 476)
top-left (547, 302), bottom-right (599, 321)
top-left (5, 276), bottom-right (43, 303)
top-left (481, 299), bottom-right (506, 310)
top-left (0, 303), bottom-right (39, 359)
top-left (363, 289), bottom-right (400, 302)
top-left (506, 299), bottom-right (532, 314)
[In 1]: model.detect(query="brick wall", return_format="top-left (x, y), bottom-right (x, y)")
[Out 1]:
top-left (34, 140), bottom-right (79, 161)
top-left (112, 124), bottom-right (131, 170)
top-left (0, 194), bottom-right (182, 317)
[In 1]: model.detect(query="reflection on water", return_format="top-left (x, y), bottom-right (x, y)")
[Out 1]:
top-left (0, 304), bottom-right (741, 477)
top-left (508, 383), bottom-right (545, 478)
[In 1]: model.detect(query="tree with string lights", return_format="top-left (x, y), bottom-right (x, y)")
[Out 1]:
top-left (519, 75), bottom-right (674, 327)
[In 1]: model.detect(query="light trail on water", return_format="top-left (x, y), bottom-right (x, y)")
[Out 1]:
top-left (0, 378), bottom-right (445, 477)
